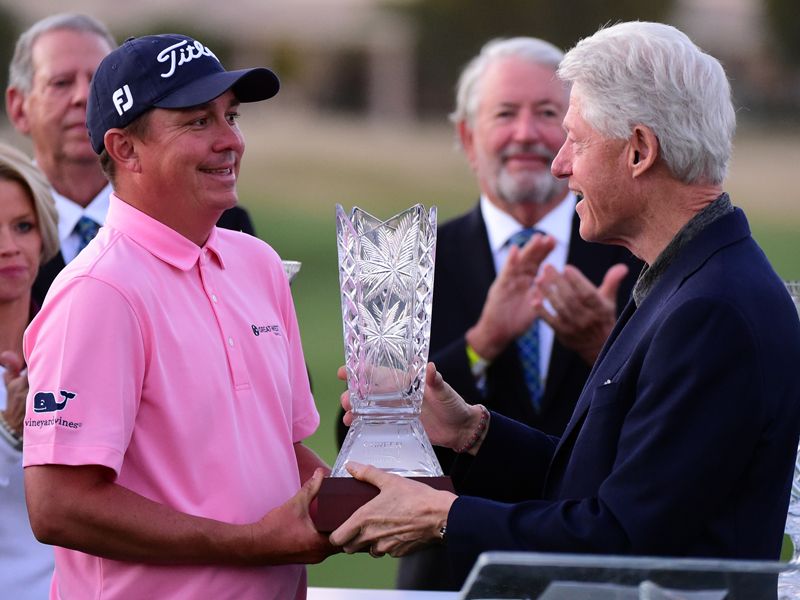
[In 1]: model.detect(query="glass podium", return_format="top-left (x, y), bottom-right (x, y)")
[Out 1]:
top-left (460, 552), bottom-right (791, 600)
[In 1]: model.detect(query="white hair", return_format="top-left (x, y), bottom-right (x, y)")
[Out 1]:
top-left (450, 37), bottom-right (565, 127)
top-left (558, 21), bottom-right (735, 185)
top-left (8, 13), bottom-right (116, 94)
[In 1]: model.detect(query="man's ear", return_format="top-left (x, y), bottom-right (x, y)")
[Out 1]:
top-left (104, 129), bottom-right (141, 174)
top-left (628, 125), bottom-right (658, 177)
top-left (457, 120), bottom-right (479, 171)
top-left (6, 87), bottom-right (31, 135)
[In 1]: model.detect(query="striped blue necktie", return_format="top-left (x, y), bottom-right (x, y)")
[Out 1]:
top-left (507, 228), bottom-right (543, 412)
top-left (75, 216), bottom-right (100, 253)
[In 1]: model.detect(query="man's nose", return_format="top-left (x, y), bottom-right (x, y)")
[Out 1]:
top-left (551, 143), bottom-right (570, 179)
top-left (72, 75), bottom-right (92, 106)
top-left (214, 121), bottom-right (245, 155)
top-left (512, 113), bottom-right (542, 142)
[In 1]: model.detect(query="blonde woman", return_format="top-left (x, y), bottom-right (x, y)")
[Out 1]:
top-left (0, 142), bottom-right (58, 599)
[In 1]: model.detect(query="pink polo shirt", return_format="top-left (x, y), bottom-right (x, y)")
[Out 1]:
top-left (23, 195), bottom-right (319, 599)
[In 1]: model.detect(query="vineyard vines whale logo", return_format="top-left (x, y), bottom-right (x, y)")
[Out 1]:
top-left (33, 390), bottom-right (76, 413)
top-left (157, 39), bottom-right (219, 78)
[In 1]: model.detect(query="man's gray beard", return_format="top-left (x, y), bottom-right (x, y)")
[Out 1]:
top-left (496, 168), bottom-right (564, 205)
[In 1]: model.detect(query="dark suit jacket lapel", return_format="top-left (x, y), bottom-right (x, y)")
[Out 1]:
top-left (460, 204), bottom-right (496, 315)
top-left (436, 203), bottom-right (497, 328)
top-left (32, 251), bottom-right (67, 306)
top-left (549, 208), bottom-right (751, 470)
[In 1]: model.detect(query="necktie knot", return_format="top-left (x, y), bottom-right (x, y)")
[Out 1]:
top-left (508, 227), bottom-right (541, 248)
top-left (75, 216), bottom-right (100, 253)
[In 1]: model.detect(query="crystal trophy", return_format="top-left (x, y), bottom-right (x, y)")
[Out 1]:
top-left (281, 260), bottom-right (302, 284)
top-left (313, 204), bottom-right (452, 531)
top-left (779, 281), bottom-right (800, 597)
top-left (786, 281), bottom-right (800, 320)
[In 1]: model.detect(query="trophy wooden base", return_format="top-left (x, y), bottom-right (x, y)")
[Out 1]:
top-left (312, 475), bottom-right (454, 532)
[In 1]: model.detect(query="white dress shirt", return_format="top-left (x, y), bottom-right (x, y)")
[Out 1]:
top-left (480, 192), bottom-right (577, 386)
top-left (53, 182), bottom-right (112, 263)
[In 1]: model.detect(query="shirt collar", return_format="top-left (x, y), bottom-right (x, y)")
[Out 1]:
top-left (105, 194), bottom-right (226, 271)
top-left (481, 191), bottom-right (577, 253)
top-left (52, 183), bottom-right (112, 244)
top-left (632, 192), bottom-right (733, 306)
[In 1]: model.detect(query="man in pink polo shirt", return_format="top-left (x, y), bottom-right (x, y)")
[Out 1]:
top-left (22, 33), bottom-right (337, 599)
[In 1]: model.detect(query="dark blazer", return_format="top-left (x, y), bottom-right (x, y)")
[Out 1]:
top-left (445, 208), bottom-right (800, 583)
top-left (397, 201), bottom-right (642, 590)
top-left (32, 205), bottom-right (256, 306)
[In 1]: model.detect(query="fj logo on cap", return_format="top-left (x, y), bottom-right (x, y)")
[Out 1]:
top-left (157, 39), bottom-right (218, 79)
top-left (112, 84), bottom-right (133, 116)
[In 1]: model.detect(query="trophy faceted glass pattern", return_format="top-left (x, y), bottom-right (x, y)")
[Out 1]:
top-left (281, 260), bottom-right (302, 284)
top-left (332, 203), bottom-right (443, 477)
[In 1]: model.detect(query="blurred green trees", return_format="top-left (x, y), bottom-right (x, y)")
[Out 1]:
top-left (393, 0), bottom-right (675, 116)
top-left (765, 0), bottom-right (800, 65)
top-left (0, 5), bottom-right (20, 115)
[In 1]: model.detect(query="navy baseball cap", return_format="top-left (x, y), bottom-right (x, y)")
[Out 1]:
top-left (86, 34), bottom-right (280, 154)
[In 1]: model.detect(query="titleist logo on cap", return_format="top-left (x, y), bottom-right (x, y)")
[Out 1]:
top-left (86, 33), bottom-right (280, 154)
top-left (157, 39), bottom-right (219, 78)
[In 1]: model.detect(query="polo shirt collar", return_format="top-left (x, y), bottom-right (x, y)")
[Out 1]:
top-left (105, 194), bottom-right (226, 271)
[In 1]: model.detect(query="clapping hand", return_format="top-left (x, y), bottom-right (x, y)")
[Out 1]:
top-left (0, 350), bottom-right (27, 435)
top-left (533, 263), bottom-right (629, 364)
top-left (466, 233), bottom-right (556, 361)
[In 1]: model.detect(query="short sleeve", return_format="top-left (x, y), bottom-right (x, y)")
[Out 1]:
top-left (23, 275), bottom-right (146, 475)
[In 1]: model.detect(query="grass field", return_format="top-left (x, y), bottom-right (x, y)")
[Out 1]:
top-left (234, 108), bottom-right (800, 590)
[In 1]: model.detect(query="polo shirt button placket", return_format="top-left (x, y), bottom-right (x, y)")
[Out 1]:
top-left (225, 332), bottom-right (249, 390)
